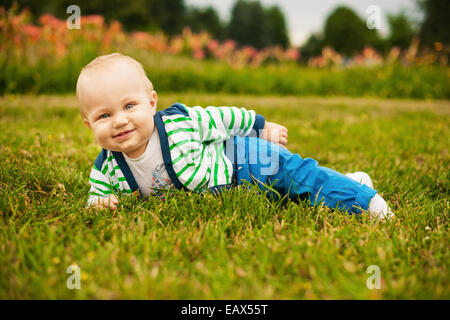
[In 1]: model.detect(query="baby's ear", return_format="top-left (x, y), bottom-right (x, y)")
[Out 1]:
top-left (150, 90), bottom-right (158, 114)
top-left (150, 90), bottom-right (157, 106)
top-left (83, 118), bottom-right (91, 129)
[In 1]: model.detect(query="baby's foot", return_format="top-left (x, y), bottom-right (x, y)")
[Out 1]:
top-left (345, 171), bottom-right (394, 220)
top-left (345, 171), bottom-right (374, 188)
top-left (368, 193), bottom-right (394, 221)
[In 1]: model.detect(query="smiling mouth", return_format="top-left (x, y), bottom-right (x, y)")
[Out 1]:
top-left (113, 129), bottom-right (135, 139)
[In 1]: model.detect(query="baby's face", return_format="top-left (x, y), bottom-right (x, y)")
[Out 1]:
top-left (79, 60), bottom-right (157, 159)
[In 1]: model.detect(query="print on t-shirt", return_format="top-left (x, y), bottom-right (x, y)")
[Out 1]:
top-left (149, 163), bottom-right (174, 199)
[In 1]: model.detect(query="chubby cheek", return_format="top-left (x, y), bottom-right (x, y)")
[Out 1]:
top-left (93, 124), bottom-right (113, 147)
top-left (138, 119), bottom-right (154, 137)
top-left (135, 111), bottom-right (155, 135)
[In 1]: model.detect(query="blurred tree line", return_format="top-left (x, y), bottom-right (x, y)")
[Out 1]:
top-left (0, 0), bottom-right (289, 49)
top-left (302, 0), bottom-right (449, 60)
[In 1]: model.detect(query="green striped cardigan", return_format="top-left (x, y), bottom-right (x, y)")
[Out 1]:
top-left (87, 102), bottom-right (266, 205)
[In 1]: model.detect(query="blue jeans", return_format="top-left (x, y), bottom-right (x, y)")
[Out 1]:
top-left (225, 136), bottom-right (377, 214)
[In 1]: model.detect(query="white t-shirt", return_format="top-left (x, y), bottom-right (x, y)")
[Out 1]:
top-left (124, 128), bottom-right (174, 199)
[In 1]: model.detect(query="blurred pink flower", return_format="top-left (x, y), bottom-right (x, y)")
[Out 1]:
top-left (308, 56), bottom-right (325, 68)
top-left (169, 36), bottom-right (184, 54)
top-left (207, 40), bottom-right (219, 53)
top-left (222, 39), bottom-right (236, 53)
top-left (434, 42), bottom-right (443, 52)
top-left (132, 31), bottom-right (151, 42)
top-left (241, 46), bottom-right (258, 59)
top-left (363, 47), bottom-right (375, 59)
top-left (193, 49), bottom-right (205, 60)
top-left (148, 33), bottom-right (167, 52)
top-left (81, 15), bottom-right (105, 28)
top-left (388, 46), bottom-right (400, 62)
top-left (109, 20), bottom-right (122, 33)
top-left (39, 14), bottom-right (64, 29)
top-left (188, 36), bottom-right (202, 51)
top-left (285, 48), bottom-right (299, 61)
top-left (23, 24), bottom-right (41, 41)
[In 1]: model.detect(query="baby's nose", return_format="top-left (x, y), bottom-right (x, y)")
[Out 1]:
top-left (113, 112), bottom-right (129, 127)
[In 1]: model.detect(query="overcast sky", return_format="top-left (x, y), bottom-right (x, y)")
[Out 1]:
top-left (185, 0), bottom-right (422, 46)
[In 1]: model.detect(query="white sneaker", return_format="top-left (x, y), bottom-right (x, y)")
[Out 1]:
top-left (345, 171), bottom-right (374, 189)
top-left (368, 193), bottom-right (394, 221)
top-left (345, 171), bottom-right (394, 220)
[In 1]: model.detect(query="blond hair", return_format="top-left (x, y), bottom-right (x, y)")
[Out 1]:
top-left (76, 53), bottom-right (153, 117)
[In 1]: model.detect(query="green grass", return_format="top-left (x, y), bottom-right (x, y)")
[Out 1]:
top-left (0, 93), bottom-right (448, 299)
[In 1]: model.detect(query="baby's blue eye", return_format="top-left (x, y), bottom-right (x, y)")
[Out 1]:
top-left (125, 103), bottom-right (134, 110)
top-left (100, 114), bottom-right (110, 119)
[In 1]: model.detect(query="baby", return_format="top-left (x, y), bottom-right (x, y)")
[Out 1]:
top-left (76, 53), bottom-right (393, 220)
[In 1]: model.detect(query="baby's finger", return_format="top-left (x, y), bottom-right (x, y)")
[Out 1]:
top-left (110, 194), bottom-right (118, 204)
top-left (108, 197), bottom-right (118, 210)
top-left (279, 136), bottom-right (288, 146)
top-left (100, 197), bottom-right (115, 209)
top-left (94, 200), bottom-right (108, 211)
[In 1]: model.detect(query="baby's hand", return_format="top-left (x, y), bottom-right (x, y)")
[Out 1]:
top-left (93, 194), bottom-right (118, 211)
top-left (260, 122), bottom-right (288, 147)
